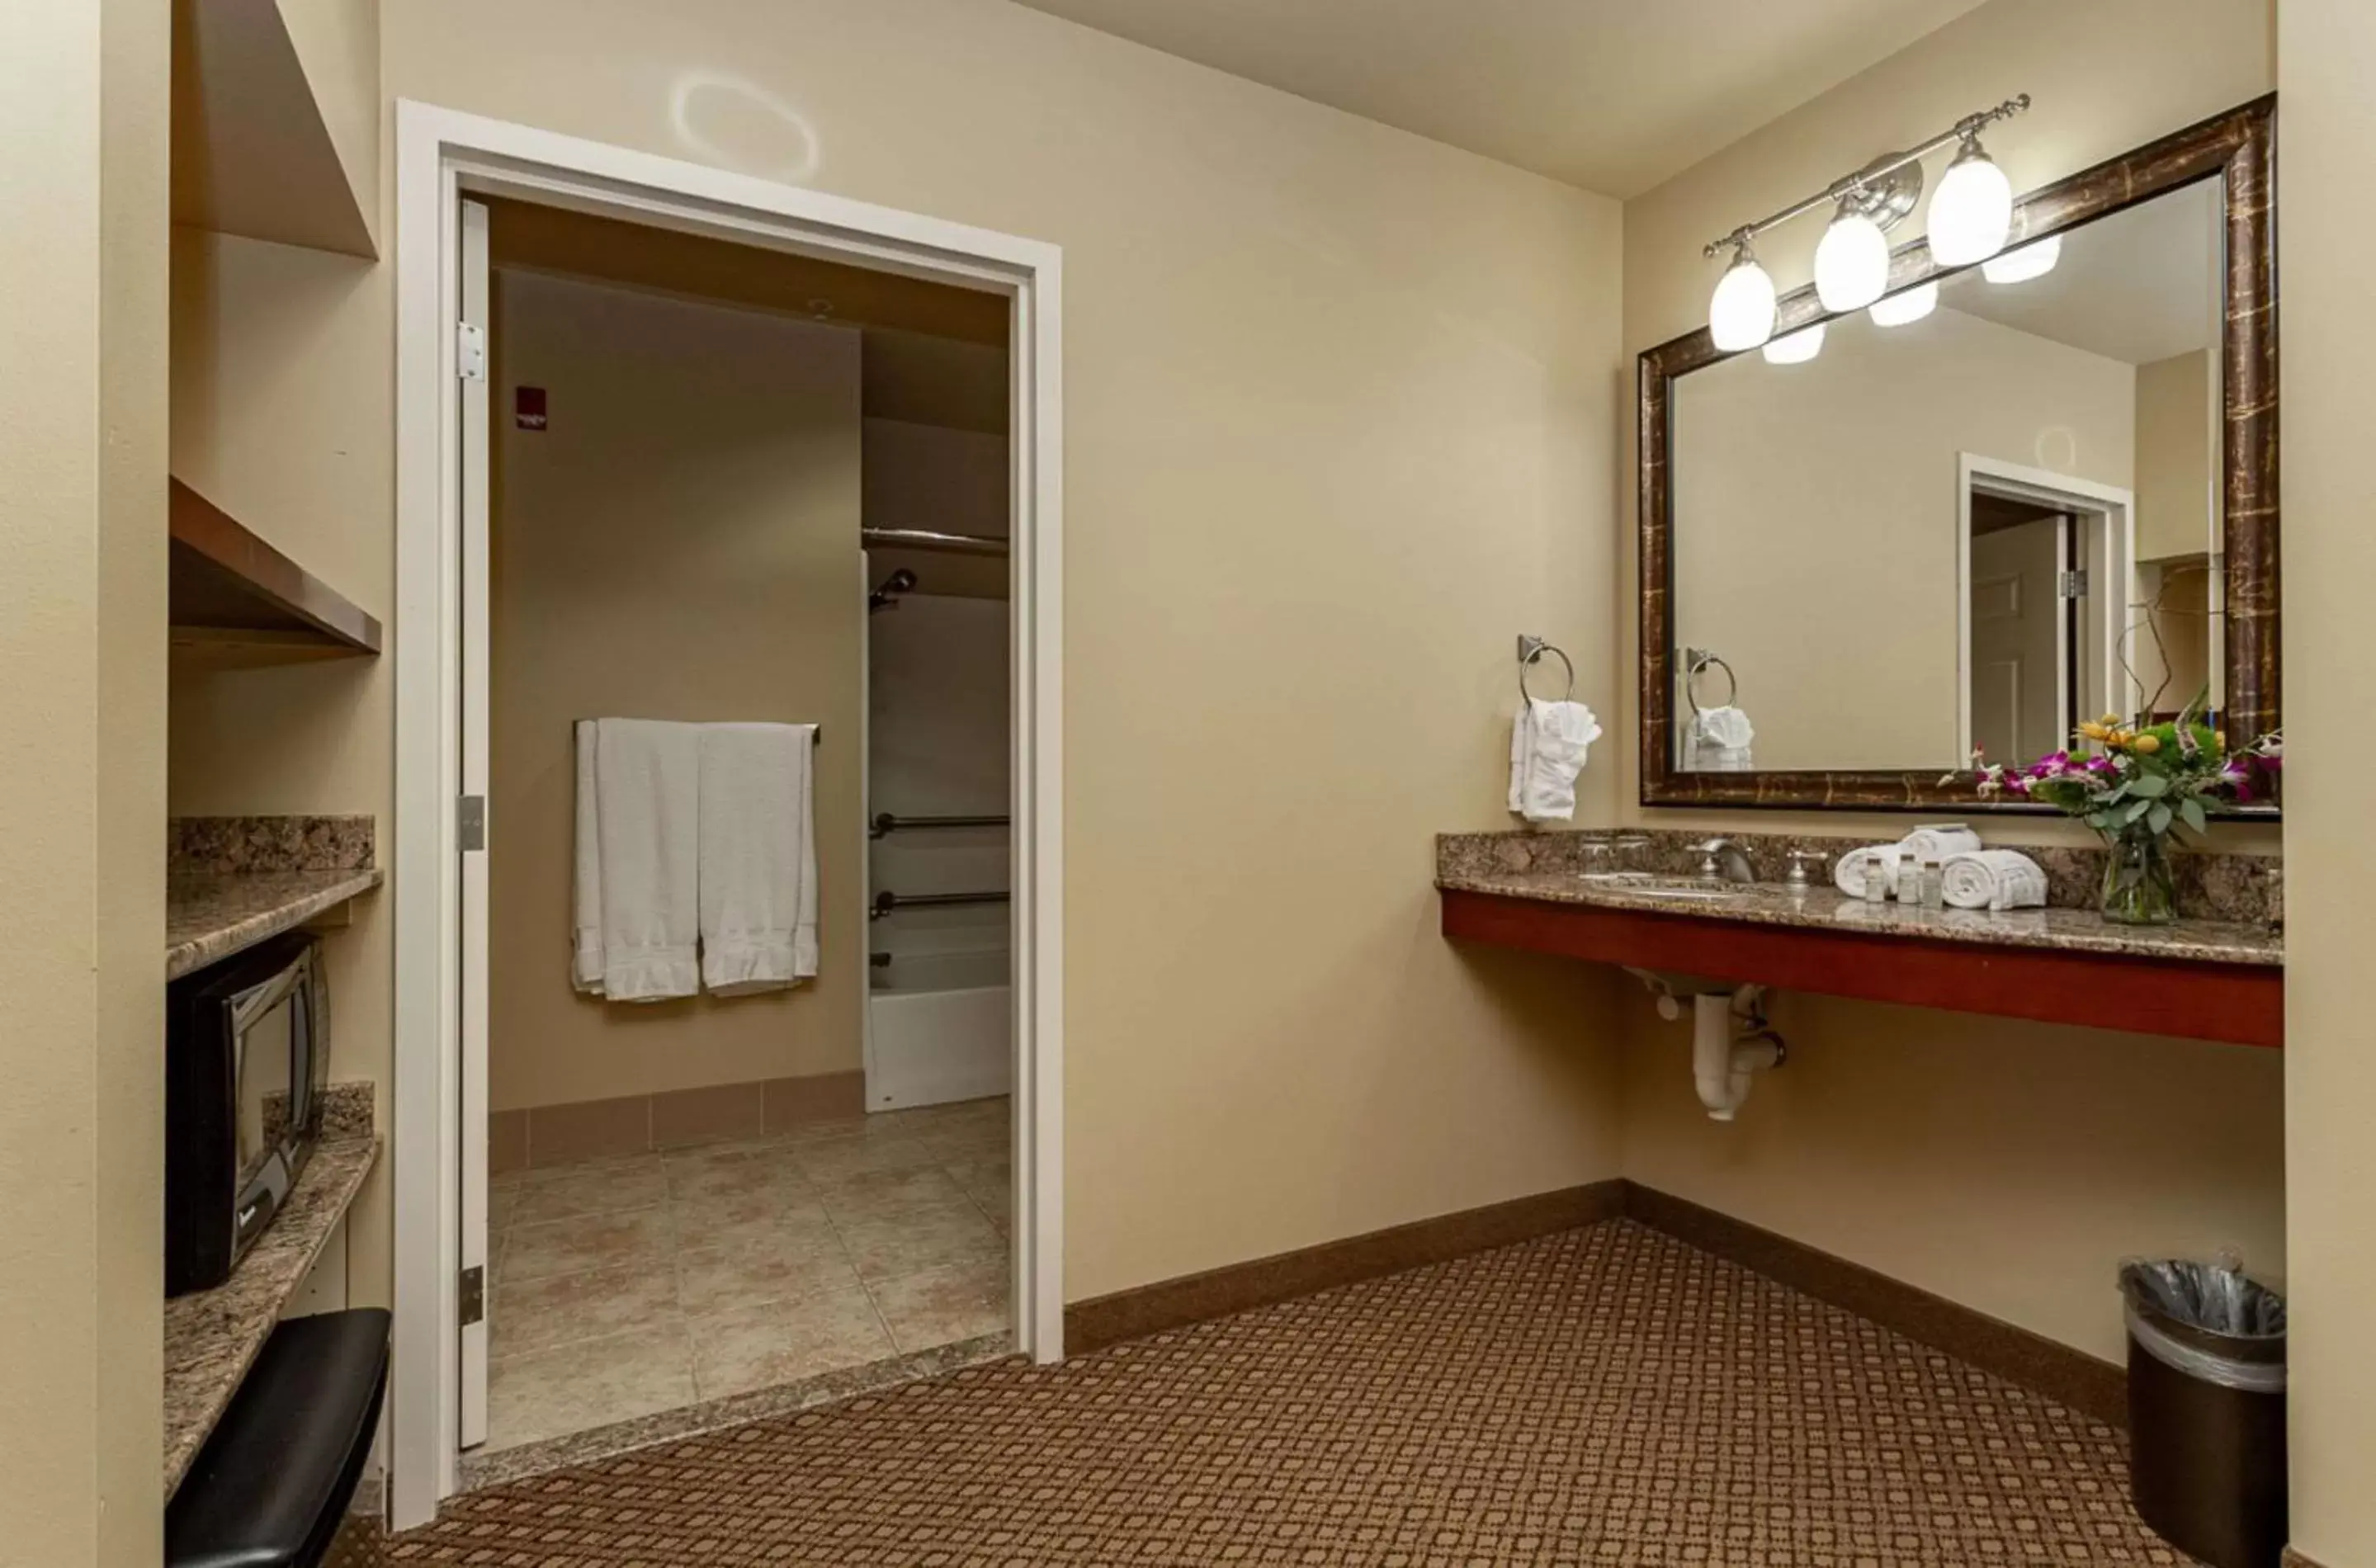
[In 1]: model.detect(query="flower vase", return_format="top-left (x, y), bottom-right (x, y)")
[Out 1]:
top-left (2100, 827), bottom-right (2178, 925)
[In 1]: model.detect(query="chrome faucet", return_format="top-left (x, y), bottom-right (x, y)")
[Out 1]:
top-left (1693, 838), bottom-right (1757, 885)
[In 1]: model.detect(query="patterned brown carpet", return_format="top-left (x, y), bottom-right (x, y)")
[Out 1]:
top-left (358, 1220), bottom-right (2191, 1566)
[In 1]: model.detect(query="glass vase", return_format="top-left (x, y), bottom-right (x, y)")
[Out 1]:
top-left (2099, 827), bottom-right (2178, 926)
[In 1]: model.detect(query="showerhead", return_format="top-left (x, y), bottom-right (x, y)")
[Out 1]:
top-left (867, 568), bottom-right (920, 613)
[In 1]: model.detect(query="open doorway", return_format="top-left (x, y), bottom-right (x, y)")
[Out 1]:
top-left (391, 103), bottom-right (1064, 1528)
top-left (1958, 455), bottom-right (2136, 767)
top-left (463, 200), bottom-right (1017, 1461)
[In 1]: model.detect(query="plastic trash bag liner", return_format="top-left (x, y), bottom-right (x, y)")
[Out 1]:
top-left (2119, 1258), bottom-right (2285, 1392)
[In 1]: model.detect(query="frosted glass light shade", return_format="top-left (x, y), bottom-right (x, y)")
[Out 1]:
top-left (1930, 145), bottom-right (2013, 265)
top-left (1814, 213), bottom-right (1890, 313)
top-left (1762, 322), bottom-right (1826, 365)
top-left (1868, 281), bottom-right (1938, 328)
top-left (1982, 233), bottom-right (2062, 284)
top-left (1708, 254), bottom-right (1778, 351)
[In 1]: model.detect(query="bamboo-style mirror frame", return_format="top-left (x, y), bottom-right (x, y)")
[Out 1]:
top-left (1639, 94), bottom-right (2276, 812)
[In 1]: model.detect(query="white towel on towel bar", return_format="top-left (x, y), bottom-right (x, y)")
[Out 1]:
top-left (588, 718), bottom-right (702, 1001)
top-left (698, 722), bottom-right (819, 994)
top-left (1942, 848), bottom-right (2049, 911)
top-left (1509, 699), bottom-right (1602, 823)
top-left (572, 720), bottom-right (604, 994)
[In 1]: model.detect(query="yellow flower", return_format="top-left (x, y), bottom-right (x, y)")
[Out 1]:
top-left (2078, 721), bottom-right (2109, 742)
top-left (2100, 713), bottom-right (2123, 727)
top-left (2133, 734), bottom-right (2161, 755)
top-left (2214, 730), bottom-right (2227, 750)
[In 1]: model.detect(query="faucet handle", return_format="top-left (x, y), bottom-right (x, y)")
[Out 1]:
top-left (1783, 849), bottom-right (1830, 889)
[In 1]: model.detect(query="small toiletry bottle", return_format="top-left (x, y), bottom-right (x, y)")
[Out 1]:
top-left (1863, 850), bottom-right (1892, 904)
top-left (1920, 852), bottom-right (1945, 909)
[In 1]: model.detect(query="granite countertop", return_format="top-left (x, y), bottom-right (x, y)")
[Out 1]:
top-left (166, 868), bottom-right (384, 980)
top-left (163, 1134), bottom-right (380, 1497)
top-left (1437, 867), bottom-right (2283, 967)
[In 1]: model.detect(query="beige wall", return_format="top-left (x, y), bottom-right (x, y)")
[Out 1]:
top-left (2278, 1), bottom-right (2376, 1557)
top-left (1618, 0), bottom-right (2282, 1373)
top-left (1674, 305), bottom-right (2134, 771)
top-left (161, 0), bottom-right (1631, 1321)
top-left (1, 1), bottom-right (168, 1561)
top-left (276, 0), bottom-right (380, 247)
top-left (2134, 347), bottom-right (2214, 564)
top-left (488, 270), bottom-right (865, 1112)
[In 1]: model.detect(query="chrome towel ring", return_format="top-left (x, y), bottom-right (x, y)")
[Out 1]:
top-left (1683, 646), bottom-right (1737, 715)
top-left (1517, 635), bottom-right (1575, 704)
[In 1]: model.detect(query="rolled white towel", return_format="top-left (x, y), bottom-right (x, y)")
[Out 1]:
top-left (1833, 844), bottom-right (1903, 900)
top-left (1941, 848), bottom-right (2048, 911)
top-left (1901, 822), bottom-right (1982, 862)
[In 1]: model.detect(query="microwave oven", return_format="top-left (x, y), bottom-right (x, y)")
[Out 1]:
top-left (166, 932), bottom-right (330, 1296)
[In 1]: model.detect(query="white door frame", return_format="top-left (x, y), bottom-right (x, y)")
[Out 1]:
top-left (1955, 452), bottom-right (2137, 759)
top-left (391, 99), bottom-right (1065, 1531)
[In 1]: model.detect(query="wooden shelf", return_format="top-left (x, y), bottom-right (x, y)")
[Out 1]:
top-left (1441, 889), bottom-right (2283, 1049)
top-left (168, 479), bottom-right (380, 664)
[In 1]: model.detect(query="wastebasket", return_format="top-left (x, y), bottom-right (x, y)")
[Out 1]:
top-left (2120, 1258), bottom-right (2287, 1568)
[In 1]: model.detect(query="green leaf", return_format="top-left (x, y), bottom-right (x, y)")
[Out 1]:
top-left (2085, 810), bottom-right (2113, 831)
top-left (2124, 798), bottom-right (2154, 824)
top-left (2130, 774), bottom-right (2170, 797)
top-left (2179, 796), bottom-right (2209, 834)
top-left (2148, 803), bottom-right (2173, 836)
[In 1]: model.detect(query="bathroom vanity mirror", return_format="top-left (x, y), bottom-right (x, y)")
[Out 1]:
top-left (1639, 96), bottom-right (2275, 811)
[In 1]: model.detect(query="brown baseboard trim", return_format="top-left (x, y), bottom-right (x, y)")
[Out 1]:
top-left (1620, 1181), bottom-right (2128, 1429)
top-left (2283, 1550), bottom-right (2330, 1568)
top-left (1064, 1178), bottom-right (1626, 1355)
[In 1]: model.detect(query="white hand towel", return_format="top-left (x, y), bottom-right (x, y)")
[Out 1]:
top-left (1834, 844), bottom-right (1904, 900)
top-left (1900, 822), bottom-right (1982, 862)
top-left (1508, 699), bottom-right (1603, 823)
top-left (593, 718), bottom-right (701, 1001)
top-left (698, 722), bottom-right (818, 994)
top-left (1684, 706), bottom-right (1755, 772)
top-left (572, 720), bottom-right (605, 994)
top-left (1942, 848), bottom-right (2048, 911)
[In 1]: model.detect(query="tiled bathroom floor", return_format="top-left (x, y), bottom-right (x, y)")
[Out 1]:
top-left (484, 1095), bottom-right (1011, 1452)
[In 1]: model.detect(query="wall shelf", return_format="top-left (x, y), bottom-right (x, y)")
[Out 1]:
top-left (169, 479), bottom-right (380, 664)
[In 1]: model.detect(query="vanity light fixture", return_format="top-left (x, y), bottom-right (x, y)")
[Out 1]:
top-left (1762, 322), bottom-right (1826, 365)
top-left (1702, 95), bottom-right (2029, 345)
top-left (1982, 232), bottom-right (2063, 284)
top-left (1868, 280), bottom-right (1939, 327)
top-left (1708, 239), bottom-right (1778, 351)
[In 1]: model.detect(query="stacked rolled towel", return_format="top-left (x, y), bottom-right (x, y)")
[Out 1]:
top-left (1831, 824), bottom-right (1991, 901)
top-left (1832, 844), bottom-right (1902, 900)
top-left (1941, 848), bottom-right (2049, 911)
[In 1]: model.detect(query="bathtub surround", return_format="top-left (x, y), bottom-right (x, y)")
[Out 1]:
top-left (488, 1070), bottom-right (870, 1174)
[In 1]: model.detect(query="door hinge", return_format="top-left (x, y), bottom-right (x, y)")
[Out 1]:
top-left (459, 1264), bottom-right (485, 1328)
top-left (456, 322), bottom-right (488, 383)
top-left (458, 794), bottom-right (486, 852)
top-left (2057, 569), bottom-right (2089, 600)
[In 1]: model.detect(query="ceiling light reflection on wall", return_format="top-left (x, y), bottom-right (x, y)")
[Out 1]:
top-left (1762, 323), bottom-right (1826, 365)
top-left (1928, 136), bottom-right (2015, 265)
top-left (1982, 233), bottom-right (2062, 284)
top-left (1708, 243), bottom-right (1778, 351)
top-left (1814, 210), bottom-right (1891, 313)
top-left (1868, 281), bottom-right (1938, 327)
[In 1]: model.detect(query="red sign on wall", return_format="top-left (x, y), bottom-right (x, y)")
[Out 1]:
top-left (516, 385), bottom-right (548, 431)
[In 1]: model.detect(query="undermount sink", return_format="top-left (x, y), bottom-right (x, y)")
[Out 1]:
top-left (1575, 871), bottom-right (1765, 900)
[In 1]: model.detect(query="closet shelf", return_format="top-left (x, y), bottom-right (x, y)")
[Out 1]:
top-left (169, 479), bottom-right (382, 666)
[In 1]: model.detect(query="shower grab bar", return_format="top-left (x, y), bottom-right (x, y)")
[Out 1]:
top-left (869, 811), bottom-right (1011, 838)
top-left (861, 527), bottom-right (1009, 558)
top-left (871, 890), bottom-right (1011, 921)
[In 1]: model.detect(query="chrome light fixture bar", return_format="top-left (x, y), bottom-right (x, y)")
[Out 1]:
top-left (1703, 94), bottom-right (2029, 352)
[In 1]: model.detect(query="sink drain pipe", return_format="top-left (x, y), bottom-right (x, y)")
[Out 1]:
top-left (1691, 988), bottom-right (1784, 1122)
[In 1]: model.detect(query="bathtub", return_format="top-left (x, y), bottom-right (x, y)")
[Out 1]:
top-left (866, 947), bottom-right (1013, 1110)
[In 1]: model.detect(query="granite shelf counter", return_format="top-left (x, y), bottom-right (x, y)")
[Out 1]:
top-left (1438, 831), bottom-right (2283, 1049)
top-left (166, 867), bottom-right (383, 980)
top-left (163, 1131), bottom-right (380, 1496)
